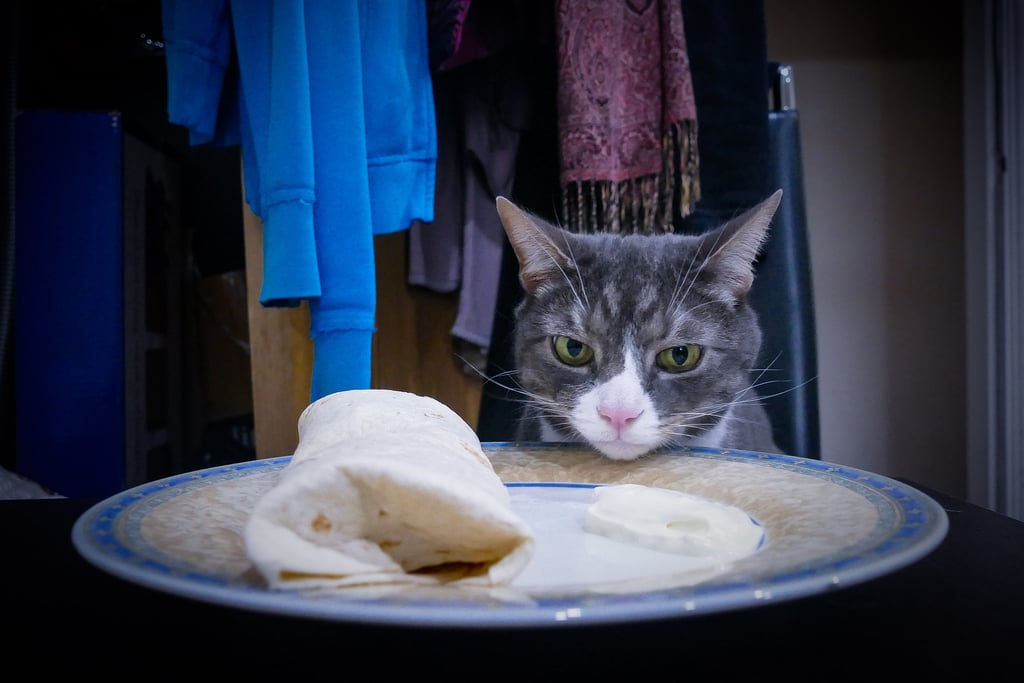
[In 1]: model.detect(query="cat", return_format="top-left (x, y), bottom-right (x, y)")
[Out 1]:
top-left (494, 189), bottom-right (784, 460)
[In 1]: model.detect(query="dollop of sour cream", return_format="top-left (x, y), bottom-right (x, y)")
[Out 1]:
top-left (583, 484), bottom-right (763, 563)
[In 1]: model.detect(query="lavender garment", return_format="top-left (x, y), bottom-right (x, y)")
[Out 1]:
top-left (409, 61), bottom-right (528, 351)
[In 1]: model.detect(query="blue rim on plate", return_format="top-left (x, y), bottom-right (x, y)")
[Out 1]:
top-left (71, 445), bottom-right (949, 628)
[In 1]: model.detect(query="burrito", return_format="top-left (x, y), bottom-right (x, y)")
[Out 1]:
top-left (243, 390), bottom-right (535, 590)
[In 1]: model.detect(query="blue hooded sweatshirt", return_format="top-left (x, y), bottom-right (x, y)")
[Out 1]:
top-left (162, 0), bottom-right (437, 399)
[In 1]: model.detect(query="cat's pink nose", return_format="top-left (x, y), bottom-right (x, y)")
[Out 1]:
top-left (598, 405), bottom-right (643, 432)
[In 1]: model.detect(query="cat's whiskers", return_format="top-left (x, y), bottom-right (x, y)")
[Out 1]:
top-left (742, 351), bottom-right (820, 403)
top-left (662, 375), bottom-right (784, 436)
top-left (514, 393), bottom-right (579, 442)
top-left (745, 374), bottom-right (819, 403)
top-left (660, 419), bottom-right (724, 448)
top-left (661, 401), bottom-right (768, 448)
top-left (668, 227), bottom-right (733, 314)
top-left (470, 367), bottom-right (538, 406)
top-left (668, 241), bottom-right (709, 314)
top-left (728, 354), bottom-right (783, 406)
top-left (530, 232), bottom-right (589, 313)
top-left (688, 374), bottom-right (809, 426)
top-left (535, 412), bottom-right (577, 437)
top-left (557, 233), bottom-right (590, 311)
top-left (673, 296), bottom-right (731, 322)
top-left (457, 354), bottom-right (536, 403)
top-left (659, 373), bottom-right (818, 453)
top-left (464, 356), bottom-right (577, 432)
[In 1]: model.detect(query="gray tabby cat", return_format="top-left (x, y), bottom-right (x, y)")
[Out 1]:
top-left (495, 189), bottom-right (783, 460)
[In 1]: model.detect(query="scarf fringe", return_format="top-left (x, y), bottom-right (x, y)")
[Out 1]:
top-left (561, 119), bottom-right (700, 234)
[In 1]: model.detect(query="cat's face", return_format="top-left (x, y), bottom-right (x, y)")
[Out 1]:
top-left (496, 191), bottom-right (781, 460)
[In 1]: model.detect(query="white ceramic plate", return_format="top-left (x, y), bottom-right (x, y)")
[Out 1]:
top-left (72, 444), bottom-right (948, 628)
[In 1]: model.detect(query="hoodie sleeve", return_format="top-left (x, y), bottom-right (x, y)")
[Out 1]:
top-left (162, 0), bottom-right (237, 146)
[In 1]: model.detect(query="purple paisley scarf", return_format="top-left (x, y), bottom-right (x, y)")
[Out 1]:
top-left (556, 0), bottom-right (699, 233)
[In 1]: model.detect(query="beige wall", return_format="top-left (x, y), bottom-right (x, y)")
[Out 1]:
top-left (766, 0), bottom-right (966, 496)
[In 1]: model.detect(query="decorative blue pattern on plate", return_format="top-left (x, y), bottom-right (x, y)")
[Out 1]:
top-left (72, 445), bottom-right (948, 628)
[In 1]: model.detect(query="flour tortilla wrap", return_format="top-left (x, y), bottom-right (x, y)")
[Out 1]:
top-left (244, 390), bottom-right (535, 590)
top-left (289, 389), bottom-right (483, 466)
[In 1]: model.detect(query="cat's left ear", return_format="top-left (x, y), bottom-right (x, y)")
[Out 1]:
top-left (703, 189), bottom-right (782, 302)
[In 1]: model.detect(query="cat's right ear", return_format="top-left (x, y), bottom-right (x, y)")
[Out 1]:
top-left (701, 189), bottom-right (782, 302)
top-left (496, 197), bottom-right (574, 294)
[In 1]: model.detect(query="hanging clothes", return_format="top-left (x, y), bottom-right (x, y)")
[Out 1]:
top-left (408, 1), bottom-right (534, 366)
top-left (555, 0), bottom-right (700, 233)
top-left (407, 58), bottom-right (530, 367)
top-left (162, 0), bottom-right (437, 401)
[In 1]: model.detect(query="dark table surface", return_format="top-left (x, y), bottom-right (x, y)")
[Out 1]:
top-left (4, 481), bottom-right (1023, 677)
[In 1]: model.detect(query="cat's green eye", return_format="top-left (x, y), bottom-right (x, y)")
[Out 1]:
top-left (552, 335), bottom-right (594, 366)
top-left (657, 344), bottom-right (702, 373)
